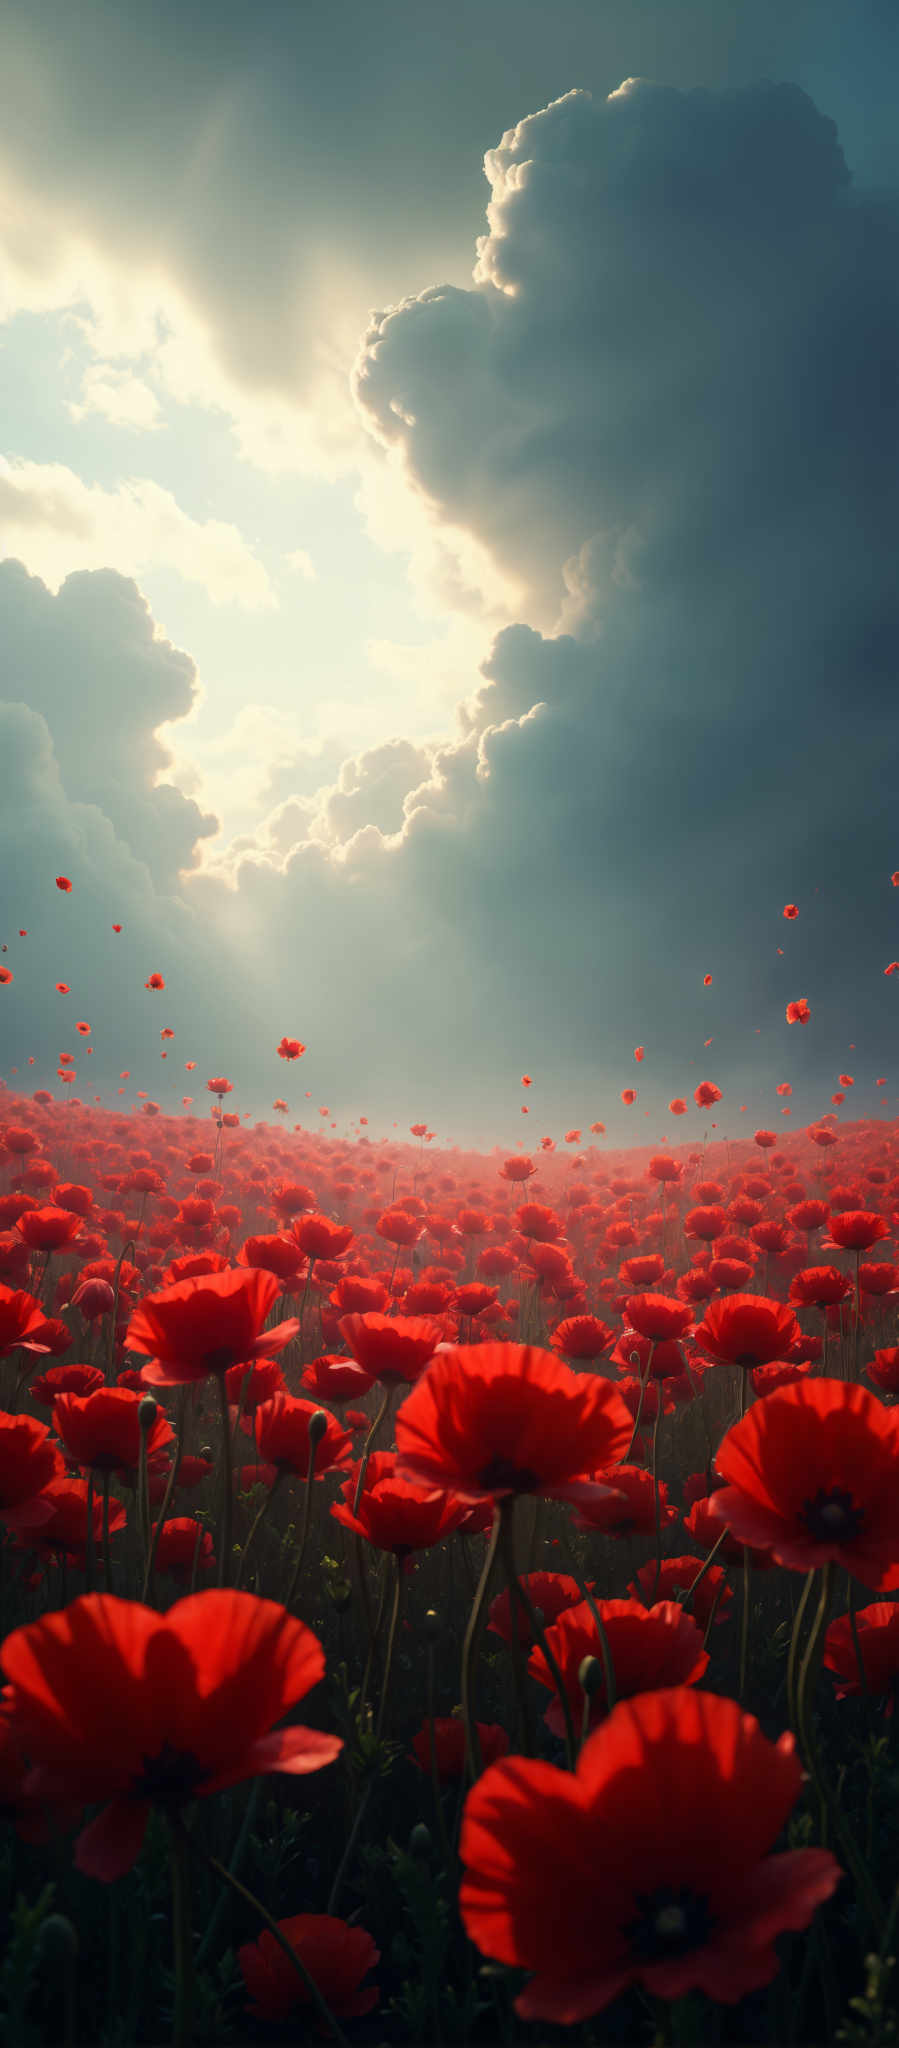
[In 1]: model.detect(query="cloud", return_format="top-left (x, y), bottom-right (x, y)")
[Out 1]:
top-left (68, 364), bottom-right (164, 431)
top-left (2, 71), bottom-right (899, 1141)
top-left (0, 558), bottom-right (217, 890)
top-left (0, 459), bottom-right (275, 608)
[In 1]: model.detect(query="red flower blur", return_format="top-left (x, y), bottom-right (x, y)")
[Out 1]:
top-left (823, 1602), bottom-right (899, 1703)
top-left (254, 1395), bottom-right (353, 1478)
top-left (331, 1451), bottom-right (468, 1557)
top-left (238, 1915), bottom-right (378, 2024)
top-left (412, 1717), bottom-right (510, 1781)
top-left (1, 1590), bottom-right (341, 1879)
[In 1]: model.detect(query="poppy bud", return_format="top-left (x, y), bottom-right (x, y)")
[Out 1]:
top-left (308, 1409), bottom-right (329, 1447)
top-left (139, 1395), bottom-right (159, 1431)
top-left (38, 1913), bottom-right (79, 1966)
top-left (578, 1654), bottom-right (604, 1697)
top-left (326, 1577), bottom-right (353, 1611)
top-left (408, 1822), bottom-right (431, 1861)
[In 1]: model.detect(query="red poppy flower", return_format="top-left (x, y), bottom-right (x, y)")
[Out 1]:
top-left (629, 1556), bottom-right (733, 1629)
top-left (528, 1598), bottom-right (708, 1738)
top-left (829, 1211), bottom-right (891, 1252)
top-left (29, 1478), bottom-right (126, 1565)
top-left (300, 1353), bottom-right (375, 1402)
top-left (786, 998), bottom-right (811, 1025)
top-left (859, 1263), bottom-right (899, 1298)
top-left (237, 1234), bottom-right (304, 1282)
top-left (71, 1278), bottom-right (116, 1321)
top-left (789, 1266), bottom-right (853, 1308)
top-left (867, 1348), bottom-right (899, 1395)
top-left (394, 1342), bottom-right (630, 1507)
top-left (550, 1315), bottom-right (615, 1360)
top-left (125, 1268), bottom-right (299, 1386)
top-left (30, 1362), bottom-right (106, 1406)
top-left (624, 1294), bottom-right (694, 1343)
top-left (16, 1207), bottom-right (83, 1252)
top-left (574, 1466), bottom-right (677, 1538)
top-left (683, 1494), bottom-right (774, 1571)
top-left (694, 1295), bottom-right (800, 1369)
top-left (0, 1285), bottom-right (53, 1358)
top-left (488, 1573), bottom-right (584, 1649)
top-left (411, 1718), bottom-right (510, 1781)
top-left (291, 1214), bottom-right (354, 1262)
top-left (238, 1914), bottom-right (378, 2024)
top-left (53, 1389), bottom-right (174, 1475)
top-left (0, 1414), bottom-right (63, 1529)
top-left (338, 1312), bottom-right (444, 1386)
top-left (152, 1518), bottom-right (215, 1579)
top-left (254, 1396), bottom-right (352, 1477)
top-left (144, 973), bottom-right (165, 990)
top-left (55, 876), bottom-right (72, 892)
top-left (499, 1156), bottom-right (536, 1182)
top-left (751, 1360), bottom-right (811, 1396)
top-left (708, 1379), bottom-right (899, 1586)
top-left (223, 1358), bottom-right (287, 1411)
top-left (610, 1331), bottom-right (687, 1381)
top-left (1, 1590), bottom-right (341, 1880)
top-left (823, 1602), bottom-right (899, 1703)
top-left (458, 1687), bottom-right (840, 2020)
top-left (330, 1451), bottom-right (468, 1557)
top-left (276, 1037), bottom-right (306, 1062)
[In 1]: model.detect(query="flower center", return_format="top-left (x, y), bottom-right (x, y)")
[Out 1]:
top-left (475, 1456), bottom-right (538, 1495)
top-left (134, 1740), bottom-right (208, 1811)
top-left (800, 1486), bottom-right (864, 1544)
top-left (625, 1885), bottom-right (714, 1961)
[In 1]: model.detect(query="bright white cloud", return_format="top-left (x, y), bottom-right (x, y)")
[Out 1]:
top-left (68, 363), bottom-right (164, 431)
top-left (0, 457), bottom-right (275, 608)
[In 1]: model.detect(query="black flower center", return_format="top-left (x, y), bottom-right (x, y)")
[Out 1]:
top-left (624, 1885), bottom-right (715, 1962)
top-left (735, 1352), bottom-right (762, 1368)
top-left (475, 1457), bottom-right (538, 1494)
top-left (800, 1486), bottom-right (864, 1545)
top-left (134, 1741), bottom-right (208, 1811)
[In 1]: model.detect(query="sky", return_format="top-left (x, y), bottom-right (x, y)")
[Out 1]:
top-left (0, 0), bottom-right (897, 1146)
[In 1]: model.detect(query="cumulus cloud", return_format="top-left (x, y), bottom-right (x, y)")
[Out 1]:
top-left (3, 73), bottom-right (899, 1139)
top-left (0, 459), bottom-right (275, 608)
top-left (0, 559), bottom-right (217, 889)
top-left (68, 364), bottom-right (164, 432)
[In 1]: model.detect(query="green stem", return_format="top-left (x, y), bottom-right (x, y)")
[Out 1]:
top-left (234, 1471), bottom-right (284, 1592)
top-left (215, 1372), bottom-right (233, 1587)
top-left (284, 1448), bottom-right (318, 1609)
top-left (197, 1837), bottom-right (350, 2047)
top-left (374, 1554), bottom-right (403, 1743)
top-left (622, 1343), bottom-right (655, 1462)
top-left (143, 1391), bottom-right (187, 1602)
top-left (352, 1384), bottom-right (393, 1516)
top-left (786, 1569), bottom-right (817, 1734)
top-left (498, 1500), bottom-right (576, 1770)
top-left (848, 1575), bottom-right (870, 1702)
top-left (460, 1508), bottom-right (503, 1782)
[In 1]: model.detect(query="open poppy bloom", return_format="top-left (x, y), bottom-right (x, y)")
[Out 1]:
top-left (694, 1294), bottom-right (800, 1369)
top-left (629, 1556), bottom-right (733, 1628)
top-left (338, 1311), bottom-right (445, 1385)
top-left (53, 1388), bottom-right (174, 1475)
top-left (1, 1590), bottom-right (342, 1880)
top-left (624, 1295), bottom-right (694, 1343)
top-left (16, 1207), bottom-right (83, 1253)
top-left (29, 1478), bottom-right (127, 1568)
top-left (528, 1598), bottom-right (708, 1737)
top-left (550, 1315), bottom-right (615, 1360)
top-left (125, 1267), bottom-right (299, 1386)
top-left (300, 1353), bottom-right (376, 1402)
top-left (0, 1285), bottom-right (52, 1358)
top-left (707, 1379), bottom-right (899, 1586)
top-left (0, 1414), bottom-right (64, 1530)
top-left (394, 1342), bottom-right (631, 1506)
top-left (291, 1214), bottom-right (354, 1262)
top-left (823, 1602), bottom-right (899, 1704)
top-left (330, 1451), bottom-right (468, 1557)
top-left (828, 1211), bottom-right (890, 1252)
top-left (459, 1686), bottom-right (840, 2021)
top-left (573, 1465), bottom-right (677, 1538)
top-left (238, 1914), bottom-right (379, 2023)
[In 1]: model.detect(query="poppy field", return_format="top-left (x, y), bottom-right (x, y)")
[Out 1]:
top-left (4, 984), bottom-right (899, 2045)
